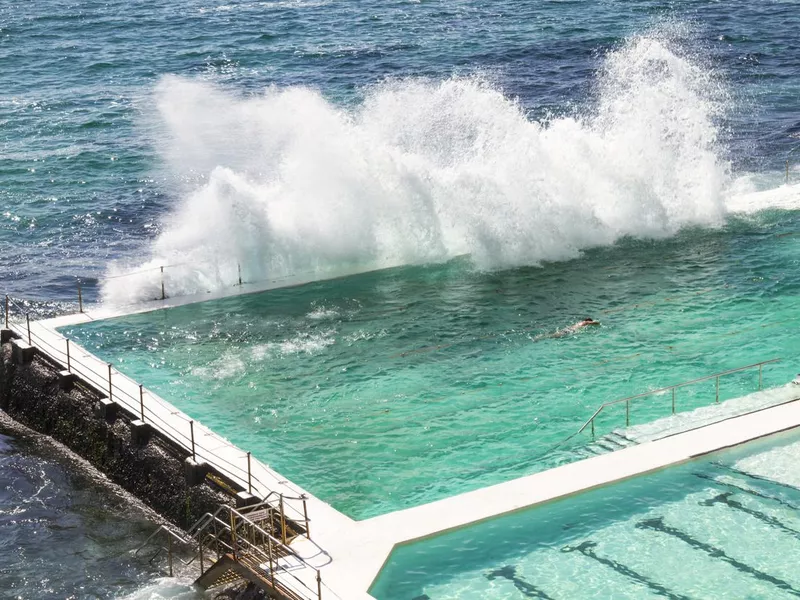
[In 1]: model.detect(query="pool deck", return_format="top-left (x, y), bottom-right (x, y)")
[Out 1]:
top-left (12, 303), bottom-right (800, 600)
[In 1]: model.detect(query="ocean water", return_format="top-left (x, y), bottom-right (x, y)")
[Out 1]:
top-left (0, 431), bottom-right (197, 599)
top-left (2, 0), bottom-right (800, 597)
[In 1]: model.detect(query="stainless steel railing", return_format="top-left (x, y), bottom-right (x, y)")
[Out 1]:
top-left (2, 294), bottom-right (312, 533)
top-left (577, 358), bottom-right (781, 439)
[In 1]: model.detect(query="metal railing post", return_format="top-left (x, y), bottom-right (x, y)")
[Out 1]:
top-left (279, 495), bottom-right (287, 545)
top-left (26, 313), bottom-right (31, 344)
top-left (715, 376), bottom-right (720, 403)
top-left (317, 570), bottom-right (322, 600)
top-left (229, 509), bottom-right (237, 559)
top-left (77, 281), bottom-right (83, 313)
top-left (4, 295), bottom-right (8, 327)
top-left (247, 451), bottom-right (252, 493)
top-left (302, 495), bottom-right (310, 538)
top-left (625, 399), bottom-right (630, 427)
top-left (160, 266), bottom-right (165, 300)
top-left (190, 420), bottom-right (196, 459)
top-left (139, 384), bottom-right (145, 421)
top-left (108, 363), bottom-right (112, 400)
top-left (671, 387), bottom-right (676, 414)
top-left (268, 536), bottom-right (276, 586)
top-left (66, 339), bottom-right (71, 371)
top-left (199, 538), bottom-right (205, 576)
top-left (590, 417), bottom-right (595, 439)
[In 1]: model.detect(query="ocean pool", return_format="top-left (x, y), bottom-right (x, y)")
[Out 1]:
top-left (60, 211), bottom-right (800, 519)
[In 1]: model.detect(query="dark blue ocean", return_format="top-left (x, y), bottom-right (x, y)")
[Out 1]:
top-left (1, 0), bottom-right (799, 597)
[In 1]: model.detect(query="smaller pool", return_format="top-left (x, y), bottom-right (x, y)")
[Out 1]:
top-left (371, 427), bottom-right (800, 600)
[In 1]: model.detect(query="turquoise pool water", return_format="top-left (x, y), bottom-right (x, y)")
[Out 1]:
top-left (371, 427), bottom-right (800, 600)
top-left (60, 210), bottom-right (800, 519)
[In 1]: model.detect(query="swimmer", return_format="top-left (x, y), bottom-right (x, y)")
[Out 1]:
top-left (545, 317), bottom-right (601, 339)
top-left (573, 317), bottom-right (601, 330)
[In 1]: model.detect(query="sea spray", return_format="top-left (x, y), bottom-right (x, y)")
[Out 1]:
top-left (103, 34), bottom-right (731, 305)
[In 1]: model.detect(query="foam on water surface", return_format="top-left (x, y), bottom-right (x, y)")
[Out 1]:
top-left (102, 31), bottom-right (734, 305)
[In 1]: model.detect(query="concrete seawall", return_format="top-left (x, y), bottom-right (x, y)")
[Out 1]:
top-left (0, 334), bottom-right (230, 530)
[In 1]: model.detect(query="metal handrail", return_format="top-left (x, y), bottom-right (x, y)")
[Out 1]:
top-left (2, 295), bottom-right (312, 531)
top-left (578, 358), bottom-right (781, 438)
top-left (88, 260), bottom-right (320, 307)
top-left (134, 504), bottom-right (322, 598)
top-left (191, 504), bottom-right (322, 599)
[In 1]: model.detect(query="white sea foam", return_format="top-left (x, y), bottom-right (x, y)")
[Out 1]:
top-left (190, 351), bottom-right (246, 380)
top-left (103, 32), bottom-right (740, 305)
top-left (247, 330), bottom-right (336, 364)
top-left (724, 180), bottom-right (800, 214)
top-left (307, 306), bottom-right (339, 320)
top-left (117, 577), bottom-right (198, 600)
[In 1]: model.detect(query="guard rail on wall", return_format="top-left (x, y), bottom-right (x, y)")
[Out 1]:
top-left (71, 260), bottom-right (332, 313)
top-left (577, 358), bottom-right (781, 439)
top-left (2, 294), bottom-right (311, 536)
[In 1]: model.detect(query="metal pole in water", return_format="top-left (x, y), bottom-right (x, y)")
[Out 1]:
top-left (108, 363), bottom-right (112, 400)
top-left (671, 388), bottom-right (676, 414)
top-left (26, 313), bottom-right (31, 344)
top-left (160, 266), bottom-right (165, 300)
top-left (590, 418), bottom-right (595, 439)
top-left (238, 263), bottom-right (242, 286)
top-left (715, 376), bottom-right (720, 403)
top-left (4, 295), bottom-right (8, 328)
top-left (167, 536), bottom-right (173, 577)
top-left (190, 420), bottom-right (196, 459)
top-left (77, 281), bottom-right (83, 313)
top-left (66, 339), bottom-right (71, 372)
top-left (247, 452), bottom-right (252, 493)
top-left (139, 384), bottom-right (145, 421)
top-left (625, 399), bottom-right (630, 427)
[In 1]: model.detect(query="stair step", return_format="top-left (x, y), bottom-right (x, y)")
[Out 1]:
top-left (578, 445), bottom-right (602, 457)
top-left (606, 431), bottom-right (637, 447)
top-left (594, 440), bottom-right (622, 452)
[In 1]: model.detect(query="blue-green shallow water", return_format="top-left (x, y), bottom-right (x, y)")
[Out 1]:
top-left (2, 0), bottom-right (800, 596)
top-left (62, 210), bottom-right (800, 519)
top-left (371, 428), bottom-right (800, 600)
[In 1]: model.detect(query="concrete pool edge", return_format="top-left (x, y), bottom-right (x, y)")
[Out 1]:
top-left (14, 309), bottom-right (800, 600)
top-left (358, 393), bottom-right (800, 597)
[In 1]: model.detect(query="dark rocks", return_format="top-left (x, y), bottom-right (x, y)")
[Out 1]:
top-left (0, 342), bottom-right (230, 529)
